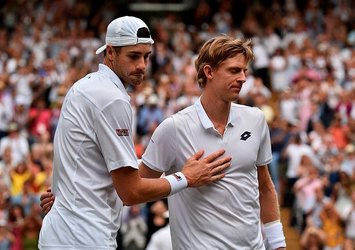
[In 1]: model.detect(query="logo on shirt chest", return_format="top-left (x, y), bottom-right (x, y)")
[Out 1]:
top-left (116, 129), bottom-right (129, 136)
top-left (240, 131), bottom-right (251, 141)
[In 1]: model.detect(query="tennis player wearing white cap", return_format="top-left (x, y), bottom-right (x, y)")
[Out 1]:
top-left (38, 16), bottom-right (231, 250)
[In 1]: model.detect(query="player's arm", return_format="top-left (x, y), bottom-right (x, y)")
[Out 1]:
top-left (258, 165), bottom-right (286, 250)
top-left (40, 150), bottom-right (230, 213)
top-left (111, 149), bottom-right (231, 206)
top-left (139, 163), bottom-right (163, 178)
top-left (39, 163), bottom-right (165, 214)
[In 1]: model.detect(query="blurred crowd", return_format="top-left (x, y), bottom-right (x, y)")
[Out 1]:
top-left (0, 0), bottom-right (354, 249)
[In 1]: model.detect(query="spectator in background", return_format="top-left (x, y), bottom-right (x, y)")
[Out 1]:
top-left (0, 219), bottom-right (15, 250)
top-left (120, 205), bottom-right (147, 250)
top-left (0, 146), bottom-right (13, 189)
top-left (308, 121), bottom-right (330, 160)
top-left (144, 200), bottom-right (170, 249)
top-left (22, 209), bottom-right (42, 250)
top-left (299, 225), bottom-right (325, 250)
top-left (332, 163), bottom-right (353, 222)
top-left (328, 114), bottom-right (350, 151)
top-left (347, 118), bottom-right (355, 146)
top-left (269, 47), bottom-right (290, 92)
top-left (8, 64), bottom-right (36, 108)
top-left (262, 25), bottom-right (282, 57)
top-left (252, 37), bottom-right (271, 90)
top-left (283, 134), bottom-right (318, 204)
top-left (146, 200), bottom-right (171, 250)
top-left (334, 90), bottom-right (352, 124)
top-left (320, 201), bottom-right (344, 250)
top-left (150, 42), bottom-right (171, 79)
top-left (0, 79), bottom-right (13, 140)
top-left (12, 97), bottom-right (30, 135)
top-left (9, 161), bottom-right (32, 198)
top-left (137, 94), bottom-right (164, 137)
top-left (7, 204), bottom-right (26, 250)
top-left (0, 122), bottom-right (29, 166)
top-left (344, 188), bottom-right (355, 250)
top-left (269, 117), bottom-right (289, 195)
top-left (11, 179), bottom-right (39, 217)
top-left (306, 92), bottom-right (334, 134)
top-left (293, 165), bottom-right (323, 231)
top-left (278, 88), bottom-right (299, 126)
top-left (28, 98), bottom-right (52, 144)
top-left (211, 1), bottom-right (233, 34)
top-left (306, 186), bottom-right (331, 230)
top-left (293, 72), bottom-right (316, 132)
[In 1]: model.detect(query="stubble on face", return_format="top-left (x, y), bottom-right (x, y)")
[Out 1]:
top-left (112, 44), bottom-right (152, 87)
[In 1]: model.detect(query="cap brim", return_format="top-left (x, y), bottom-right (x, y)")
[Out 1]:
top-left (96, 44), bottom-right (107, 54)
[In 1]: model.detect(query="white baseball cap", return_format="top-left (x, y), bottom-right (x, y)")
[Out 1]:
top-left (96, 16), bottom-right (154, 54)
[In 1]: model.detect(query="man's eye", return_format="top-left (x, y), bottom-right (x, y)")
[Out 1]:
top-left (129, 55), bottom-right (140, 60)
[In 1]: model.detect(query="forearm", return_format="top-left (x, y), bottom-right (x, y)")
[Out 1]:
top-left (258, 165), bottom-right (286, 250)
top-left (112, 166), bottom-right (181, 206)
top-left (259, 177), bottom-right (280, 223)
top-left (120, 177), bottom-right (172, 206)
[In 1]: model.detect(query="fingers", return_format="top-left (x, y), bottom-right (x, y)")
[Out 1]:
top-left (40, 196), bottom-right (54, 214)
top-left (40, 192), bottom-right (53, 202)
top-left (209, 155), bottom-right (232, 168)
top-left (202, 149), bottom-right (227, 163)
top-left (210, 161), bottom-right (231, 180)
top-left (40, 190), bottom-right (55, 215)
top-left (189, 150), bottom-right (204, 161)
top-left (210, 172), bottom-right (226, 183)
top-left (42, 201), bottom-right (54, 214)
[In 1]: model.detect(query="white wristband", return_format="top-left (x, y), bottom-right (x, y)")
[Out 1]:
top-left (164, 172), bottom-right (188, 195)
top-left (263, 220), bottom-right (286, 249)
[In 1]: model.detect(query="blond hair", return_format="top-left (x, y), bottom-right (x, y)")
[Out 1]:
top-left (195, 36), bottom-right (254, 88)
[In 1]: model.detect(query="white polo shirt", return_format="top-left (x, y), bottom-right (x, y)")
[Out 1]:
top-left (39, 64), bottom-right (138, 250)
top-left (142, 98), bottom-right (272, 250)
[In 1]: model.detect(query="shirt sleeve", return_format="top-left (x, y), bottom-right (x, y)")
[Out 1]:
top-left (94, 99), bottom-right (138, 172)
top-left (142, 117), bottom-right (176, 173)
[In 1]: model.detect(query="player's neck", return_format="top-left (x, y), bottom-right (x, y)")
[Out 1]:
top-left (201, 95), bottom-right (230, 134)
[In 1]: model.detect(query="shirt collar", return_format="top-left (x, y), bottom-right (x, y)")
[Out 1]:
top-left (194, 97), bottom-right (236, 130)
top-left (98, 64), bottom-right (129, 98)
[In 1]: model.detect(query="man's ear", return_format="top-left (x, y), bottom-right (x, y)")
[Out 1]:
top-left (106, 46), bottom-right (115, 60)
top-left (203, 65), bottom-right (213, 80)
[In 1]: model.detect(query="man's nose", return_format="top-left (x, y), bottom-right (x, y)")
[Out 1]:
top-left (238, 71), bottom-right (246, 83)
top-left (136, 57), bottom-right (147, 71)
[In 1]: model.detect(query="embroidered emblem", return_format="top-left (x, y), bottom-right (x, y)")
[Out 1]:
top-left (116, 129), bottom-right (129, 136)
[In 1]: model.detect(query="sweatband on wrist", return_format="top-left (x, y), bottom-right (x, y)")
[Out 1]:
top-left (164, 172), bottom-right (188, 195)
top-left (263, 220), bottom-right (286, 249)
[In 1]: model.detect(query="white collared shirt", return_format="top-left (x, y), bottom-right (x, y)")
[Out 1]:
top-left (39, 64), bottom-right (138, 250)
top-left (143, 98), bottom-right (272, 249)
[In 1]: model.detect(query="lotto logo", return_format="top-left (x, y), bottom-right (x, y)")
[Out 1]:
top-left (240, 131), bottom-right (251, 141)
